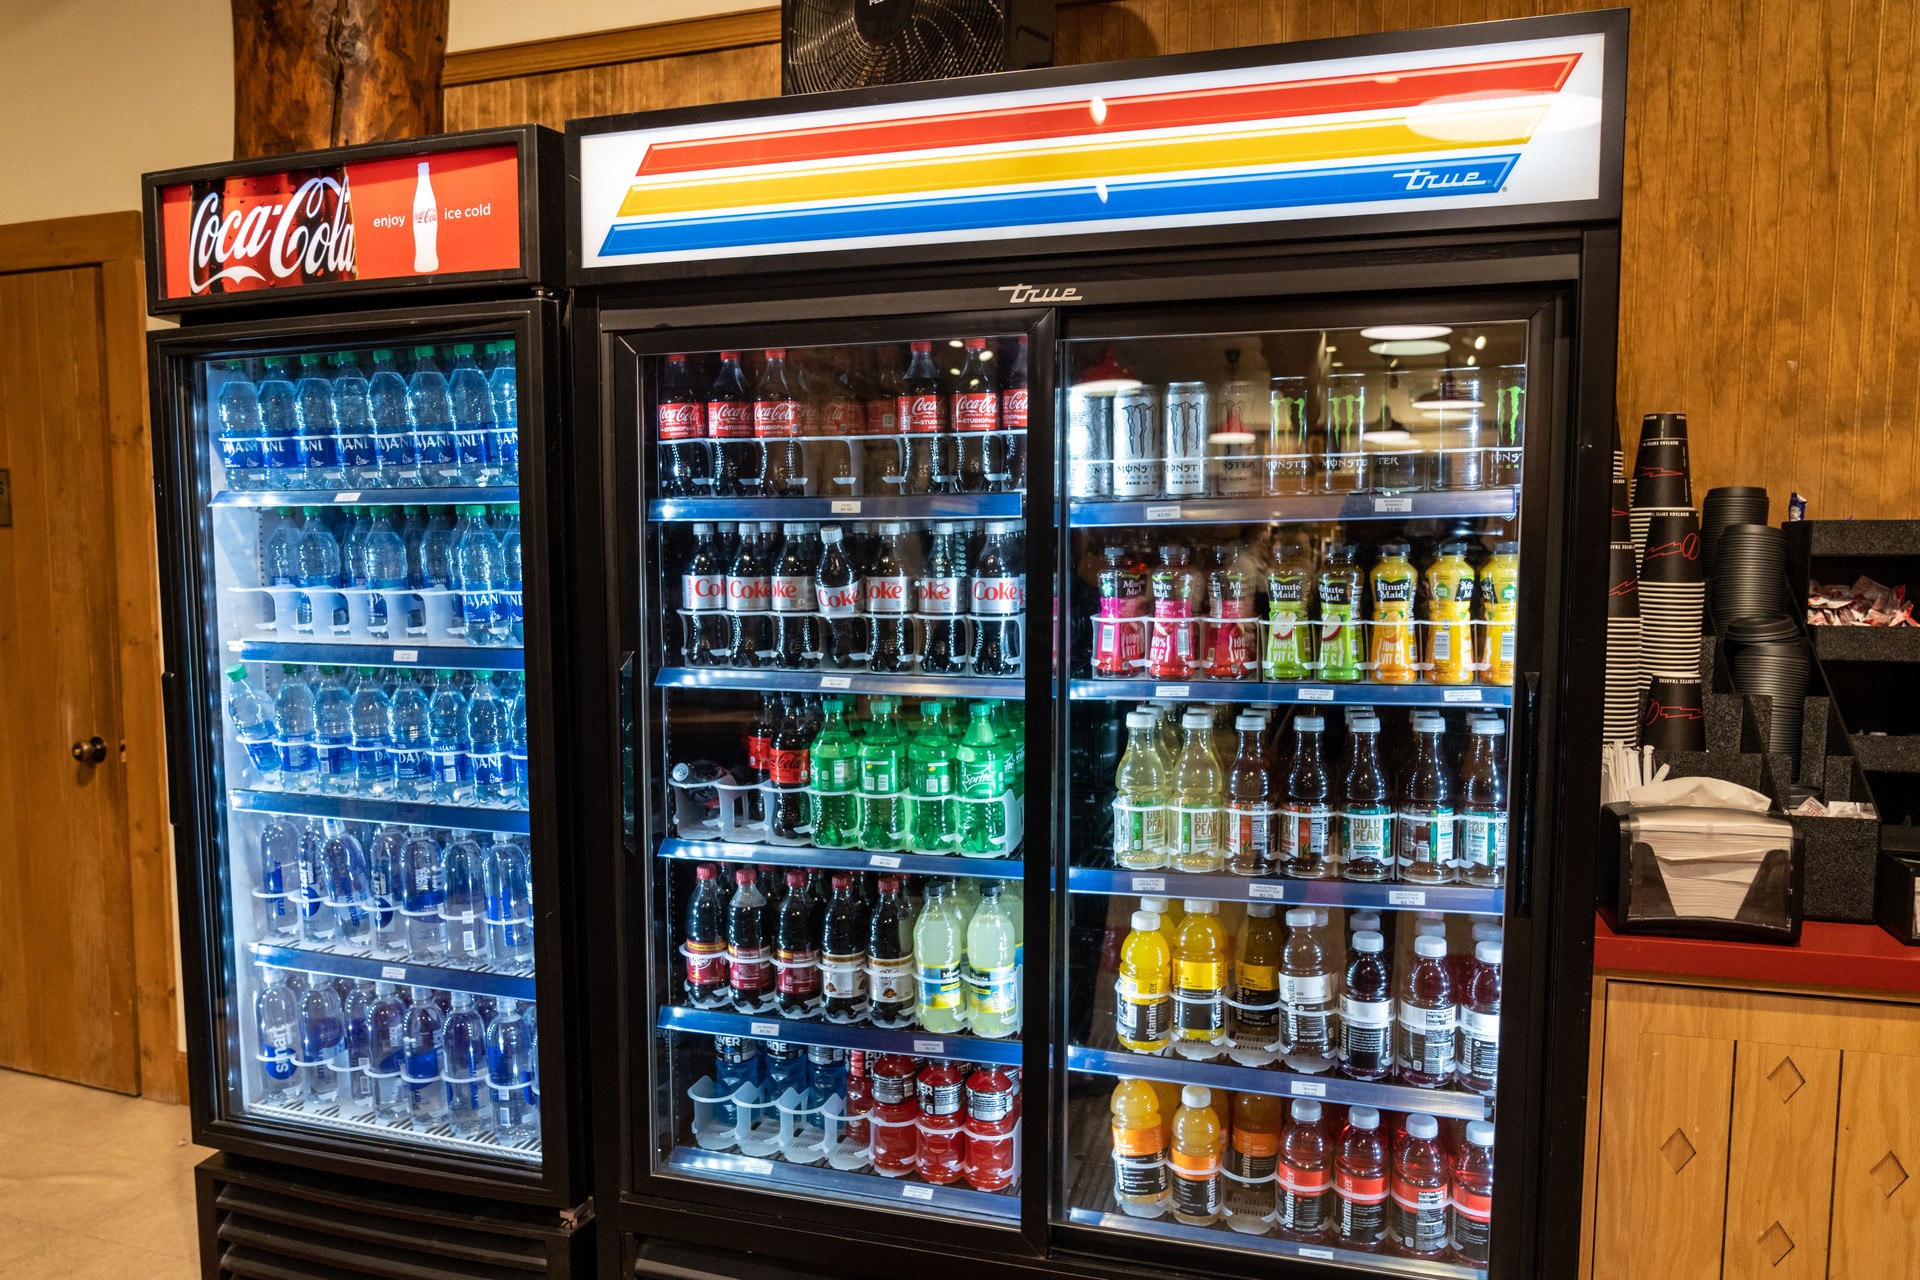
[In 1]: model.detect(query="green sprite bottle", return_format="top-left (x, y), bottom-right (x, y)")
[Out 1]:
top-left (906, 701), bottom-right (958, 855)
top-left (855, 698), bottom-right (906, 851)
top-left (808, 698), bottom-right (859, 849)
top-left (957, 702), bottom-right (1011, 857)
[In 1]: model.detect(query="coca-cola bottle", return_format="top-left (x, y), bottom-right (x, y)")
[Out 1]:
top-left (755, 349), bottom-right (806, 497)
top-left (771, 521), bottom-right (819, 670)
top-left (920, 522), bottom-right (968, 674)
top-left (867, 523), bottom-right (913, 672)
top-left (898, 340), bottom-right (944, 496)
top-left (740, 694), bottom-right (778, 827)
top-left (707, 350), bottom-right (754, 496)
top-left (1003, 336), bottom-right (1029, 491)
top-left (657, 353), bottom-right (710, 496)
top-left (971, 521), bottom-right (1025, 676)
top-left (725, 522), bottom-right (772, 667)
top-left (767, 699), bottom-right (815, 842)
top-left (682, 863), bottom-right (729, 1008)
top-left (816, 349), bottom-right (860, 494)
top-left (774, 868), bottom-right (821, 1018)
top-left (814, 525), bottom-right (867, 669)
top-left (679, 523), bottom-right (726, 666)
top-left (726, 867), bottom-right (774, 1013)
top-left (953, 337), bottom-right (1001, 493)
top-left (865, 346), bottom-right (904, 493)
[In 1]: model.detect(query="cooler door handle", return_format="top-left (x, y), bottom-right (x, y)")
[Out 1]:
top-left (1513, 671), bottom-right (1541, 918)
top-left (620, 649), bottom-right (637, 857)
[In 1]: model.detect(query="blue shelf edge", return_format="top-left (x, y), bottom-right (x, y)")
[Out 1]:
top-left (649, 494), bottom-right (1023, 522)
top-left (1067, 678), bottom-right (1513, 709)
top-left (248, 942), bottom-right (537, 1002)
top-left (669, 1146), bottom-right (1018, 1220)
top-left (229, 789), bottom-right (532, 835)
top-left (657, 1005), bottom-right (1023, 1066)
top-left (1068, 488), bottom-right (1519, 528)
top-left (655, 666), bottom-right (1020, 699)
top-left (658, 837), bottom-right (1022, 881)
top-left (1066, 1045), bottom-right (1492, 1120)
top-left (212, 486), bottom-right (519, 509)
top-left (231, 640), bottom-right (526, 672)
top-left (1066, 866), bottom-right (1505, 916)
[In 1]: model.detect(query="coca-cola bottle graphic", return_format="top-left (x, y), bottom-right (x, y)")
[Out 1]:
top-left (770, 522), bottom-right (819, 670)
top-left (919, 521), bottom-right (969, 673)
top-left (657, 353), bottom-right (710, 496)
top-left (725, 522), bottom-right (773, 667)
top-left (411, 162), bottom-right (439, 274)
top-left (953, 337), bottom-right (1001, 493)
top-left (898, 340), bottom-right (944, 495)
top-left (1003, 336), bottom-right (1029, 491)
top-left (755, 349), bottom-right (806, 497)
top-left (767, 700), bottom-right (815, 842)
top-left (866, 522), bottom-right (913, 672)
top-left (814, 525), bottom-right (867, 669)
top-left (707, 351), bottom-right (755, 496)
top-left (679, 522), bottom-right (727, 665)
top-left (971, 521), bottom-right (1025, 676)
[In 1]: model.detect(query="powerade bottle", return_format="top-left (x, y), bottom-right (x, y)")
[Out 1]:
top-left (713, 1036), bottom-right (763, 1127)
top-left (486, 342), bottom-right (519, 485)
top-left (225, 665), bottom-right (280, 779)
top-left (448, 344), bottom-right (494, 486)
top-left (330, 352), bottom-right (379, 487)
top-left (215, 359), bottom-right (269, 491)
top-left (257, 357), bottom-right (300, 489)
top-left (272, 665), bottom-right (318, 791)
top-left (368, 350), bottom-right (418, 486)
top-left (406, 346), bottom-right (457, 487)
top-left (294, 354), bottom-right (343, 490)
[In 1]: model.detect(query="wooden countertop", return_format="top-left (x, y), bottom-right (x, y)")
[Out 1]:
top-left (1595, 911), bottom-right (1920, 997)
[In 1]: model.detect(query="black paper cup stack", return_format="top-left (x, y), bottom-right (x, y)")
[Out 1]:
top-left (1606, 539), bottom-right (1643, 742)
top-left (1701, 487), bottom-right (1770, 580)
top-left (1630, 414), bottom-right (1693, 558)
top-left (1709, 522), bottom-right (1787, 626)
top-left (1642, 671), bottom-right (1707, 752)
top-left (1725, 614), bottom-right (1808, 758)
top-left (1638, 509), bottom-right (1706, 686)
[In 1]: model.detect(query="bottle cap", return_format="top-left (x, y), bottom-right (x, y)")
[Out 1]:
top-left (1235, 713), bottom-right (1264, 730)
top-left (226, 664), bottom-right (248, 681)
top-left (1350, 912), bottom-right (1381, 933)
top-left (734, 868), bottom-right (755, 884)
top-left (1348, 1106), bottom-right (1379, 1130)
top-left (1473, 718), bottom-right (1507, 735)
top-left (1294, 715), bottom-right (1324, 732)
top-left (1352, 930), bottom-right (1384, 953)
top-left (665, 352), bottom-right (686, 363)
top-left (1181, 1085), bottom-right (1211, 1109)
top-left (1495, 540), bottom-right (1519, 554)
top-left (692, 522), bottom-right (713, 534)
top-left (783, 522), bottom-right (806, 535)
top-left (1246, 903), bottom-right (1274, 918)
top-left (879, 522), bottom-right (903, 535)
top-left (821, 525), bottom-right (842, 542)
top-left (912, 341), bottom-right (932, 352)
top-left (1477, 941), bottom-right (1504, 965)
top-left (1351, 716), bottom-right (1381, 733)
top-left (786, 869), bottom-right (806, 886)
top-left (1405, 1113), bottom-right (1440, 1140)
top-left (1383, 542), bottom-right (1411, 556)
top-left (765, 348), bottom-right (787, 359)
top-left (451, 343), bottom-right (474, 357)
top-left (1184, 899), bottom-right (1216, 914)
top-left (831, 874), bottom-right (850, 889)
top-left (1291, 1099), bottom-right (1322, 1123)
top-left (1181, 711), bottom-right (1211, 729)
top-left (720, 350), bottom-right (740, 361)
top-left (1139, 896), bottom-right (1170, 913)
top-left (759, 520), bottom-right (777, 532)
top-left (876, 876), bottom-right (899, 892)
top-left (1415, 935), bottom-right (1448, 958)
top-left (1416, 921), bottom-right (1447, 939)
top-left (1472, 923), bottom-right (1504, 942)
top-left (1125, 710), bottom-right (1157, 729)
top-left (966, 336), bottom-right (987, 349)
top-left (1466, 1120), bottom-right (1496, 1146)
top-left (1131, 911), bottom-right (1160, 931)
top-left (1415, 715), bottom-right (1445, 732)
top-left (411, 344), bottom-right (435, 358)
top-left (934, 521), bottom-right (954, 533)
top-left (1285, 907), bottom-right (1314, 927)
top-left (1312, 908), bottom-right (1329, 926)
top-left (1441, 541), bottom-right (1469, 555)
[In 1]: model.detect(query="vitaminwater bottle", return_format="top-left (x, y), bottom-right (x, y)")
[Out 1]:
top-left (1399, 716), bottom-right (1457, 884)
top-left (1369, 543), bottom-right (1417, 684)
top-left (913, 881), bottom-right (966, 1033)
top-left (1117, 910), bottom-right (1173, 1053)
top-left (855, 698), bottom-right (906, 851)
top-left (1264, 543), bottom-right (1314, 680)
top-left (820, 874), bottom-right (869, 1023)
top-left (1280, 907), bottom-right (1334, 1073)
top-left (956, 701), bottom-right (1010, 856)
top-left (1459, 719), bottom-right (1509, 887)
top-left (1335, 1106), bottom-right (1390, 1251)
top-left (1425, 541), bottom-right (1476, 685)
top-left (1317, 543), bottom-right (1365, 682)
top-left (809, 698), bottom-right (859, 849)
top-left (906, 702), bottom-right (958, 854)
top-left (1391, 1113), bottom-right (1451, 1259)
top-left (1111, 1078), bottom-right (1171, 1217)
top-left (1340, 930), bottom-right (1393, 1081)
top-left (1170, 1085), bottom-right (1224, 1226)
top-left (1114, 710), bottom-right (1171, 870)
top-left (1224, 1090), bottom-right (1281, 1234)
top-left (1225, 712), bottom-right (1274, 877)
top-left (1340, 715), bottom-right (1393, 882)
top-left (964, 880), bottom-right (1019, 1038)
top-left (1228, 902), bottom-right (1280, 1061)
top-left (1397, 934), bottom-right (1457, 1087)
top-left (1172, 711), bottom-right (1225, 874)
top-left (1142, 894), bottom-right (1182, 957)
top-left (1458, 941), bottom-right (1502, 1096)
top-left (1277, 1098), bottom-right (1332, 1241)
top-left (1279, 715), bottom-right (1334, 878)
top-left (1172, 900), bottom-right (1228, 1059)
top-left (1479, 540), bottom-right (1519, 686)
top-left (1452, 1120), bottom-right (1496, 1268)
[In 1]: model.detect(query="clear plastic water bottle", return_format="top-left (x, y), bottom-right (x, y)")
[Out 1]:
top-left (406, 346), bottom-right (457, 488)
top-left (216, 359), bottom-right (269, 491)
top-left (487, 997), bottom-right (538, 1141)
top-left (487, 341), bottom-right (519, 486)
top-left (349, 669), bottom-right (393, 797)
top-left (256, 816), bottom-right (299, 940)
top-left (399, 827), bottom-right (447, 959)
top-left (293, 817), bottom-right (335, 944)
top-left (500, 505), bottom-right (524, 646)
top-left (342, 507), bottom-right (372, 594)
top-left (388, 672), bottom-right (433, 799)
top-left (297, 976), bottom-right (345, 1103)
top-left (321, 819), bottom-right (372, 949)
top-left (338, 980), bottom-right (376, 1114)
top-left (367, 982), bottom-right (409, 1122)
top-left (467, 678), bottom-right (509, 803)
top-left (364, 508), bottom-right (408, 640)
top-left (525, 1002), bottom-right (540, 1113)
top-left (313, 667), bottom-right (354, 794)
top-left (272, 665), bottom-right (318, 791)
top-left (226, 665), bottom-right (280, 779)
top-left (329, 353), bottom-right (379, 488)
top-left (485, 833), bottom-right (534, 970)
top-left (448, 345), bottom-right (495, 487)
top-left (455, 506), bottom-right (507, 645)
top-left (257, 357), bottom-right (300, 489)
top-left (504, 688), bottom-right (529, 809)
top-left (255, 967), bottom-right (300, 1107)
top-left (427, 672), bottom-right (471, 802)
top-left (295, 508), bottom-right (346, 635)
top-left (369, 349), bottom-right (417, 488)
top-left (422, 507), bottom-right (462, 636)
top-left (294, 353), bottom-right (344, 490)
top-left (260, 509), bottom-right (300, 632)
top-left (365, 823), bottom-right (407, 954)
top-left (401, 986), bottom-right (446, 1125)
top-left (442, 990), bottom-right (490, 1139)
top-left (441, 832), bottom-right (488, 963)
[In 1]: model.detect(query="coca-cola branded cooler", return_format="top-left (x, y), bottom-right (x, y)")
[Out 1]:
top-left (567, 14), bottom-right (1623, 1280)
top-left (143, 126), bottom-right (592, 1272)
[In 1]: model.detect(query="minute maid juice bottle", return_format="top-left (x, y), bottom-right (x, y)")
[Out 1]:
top-left (1369, 543), bottom-right (1417, 684)
top-left (1423, 542), bottom-right (1476, 686)
top-left (1264, 543), bottom-right (1314, 680)
top-left (1317, 543), bottom-right (1365, 683)
top-left (1480, 540), bottom-right (1520, 686)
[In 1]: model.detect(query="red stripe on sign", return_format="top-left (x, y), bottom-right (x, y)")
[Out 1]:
top-left (636, 54), bottom-right (1580, 177)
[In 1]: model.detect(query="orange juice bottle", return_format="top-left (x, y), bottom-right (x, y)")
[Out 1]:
top-left (1423, 541), bottom-right (1475, 685)
top-left (1369, 544), bottom-right (1417, 684)
top-left (1479, 540), bottom-right (1519, 686)
top-left (1111, 1078), bottom-right (1171, 1217)
top-left (1116, 910), bottom-right (1173, 1054)
top-left (1170, 1085), bottom-right (1224, 1225)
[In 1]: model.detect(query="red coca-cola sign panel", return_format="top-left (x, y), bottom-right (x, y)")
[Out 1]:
top-left (156, 144), bottom-right (522, 299)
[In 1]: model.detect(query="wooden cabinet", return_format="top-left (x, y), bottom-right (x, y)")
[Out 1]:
top-left (1583, 979), bottom-right (1920, 1279)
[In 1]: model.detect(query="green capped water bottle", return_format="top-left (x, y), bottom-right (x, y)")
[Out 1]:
top-left (906, 701), bottom-right (958, 854)
top-left (856, 698), bottom-right (907, 851)
top-left (957, 702), bottom-right (1010, 856)
top-left (809, 698), bottom-right (859, 849)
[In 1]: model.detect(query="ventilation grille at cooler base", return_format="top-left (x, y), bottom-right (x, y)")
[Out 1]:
top-left (781, 0), bottom-right (1055, 95)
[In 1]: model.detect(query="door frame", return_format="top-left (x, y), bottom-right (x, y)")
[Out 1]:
top-left (0, 210), bottom-right (179, 1100)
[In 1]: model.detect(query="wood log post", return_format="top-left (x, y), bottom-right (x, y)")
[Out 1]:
top-left (232, 0), bottom-right (450, 159)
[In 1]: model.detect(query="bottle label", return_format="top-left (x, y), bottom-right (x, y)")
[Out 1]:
top-left (659, 402), bottom-right (705, 441)
top-left (1463, 813), bottom-right (1509, 870)
top-left (682, 573), bottom-right (725, 612)
top-left (1113, 1126), bottom-right (1170, 1200)
top-left (753, 400), bottom-right (800, 438)
top-left (966, 961), bottom-right (1018, 1015)
top-left (822, 399), bottom-right (861, 436)
top-left (1003, 388), bottom-right (1028, 430)
top-left (470, 751), bottom-right (505, 788)
top-left (351, 741), bottom-right (391, 778)
top-left (900, 394), bottom-right (942, 433)
top-left (1226, 803), bottom-right (1271, 867)
top-left (1453, 1188), bottom-right (1494, 1260)
top-left (1279, 803), bottom-right (1331, 862)
top-left (971, 575), bottom-right (1025, 615)
top-left (1392, 1178), bottom-right (1451, 1254)
top-left (1278, 1168), bottom-right (1332, 1234)
top-left (1115, 975), bottom-right (1172, 1044)
top-left (870, 1069), bottom-right (914, 1106)
top-left (708, 401), bottom-right (753, 440)
top-left (821, 952), bottom-right (867, 1004)
top-left (768, 747), bottom-right (809, 787)
top-left (1400, 1003), bottom-right (1459, 1076)
top-left (726, 574), bottom-right (770, 613)
top-left (429, 747), bottom-right (467, 786)
top-left (866, 575), bottom-right (909, 614)
top-left (865, 398), bottom-right (898, 435)
top-left (1175, 960), bottom-right (1225, 1037)
top-left (869, 953), bottom-right (915, 1007)
top-left (815, 754), bottom-right (856, 794)
top-left (954, 391), bottom-right (998, 432)
top-left (917, 961), bottom-right (963, 1012)
top-left (1453, 1183), bottom-right (1494, 1223)
top-left (1228, 1127), bottom-right (1279, 1179)
top-left (1148, 596), bottom-right (1195, 672)
top-left (1343, 808), bottom-right (1390, 864)
top-left (391, 747), bottom-right (429, 782)
top-left (727, 943), bottom-right (772, 992)
top-left (278, 739), bottom-right (316, 773)
top-left (1176, 804), bottom-right (1221, 862)
top-left (685, 938), bottom-right (727, 988)
top-left (816, 579), bottom-right (861, 617)
top-left (918, 1073), bottom-right (964, 1116)
top-left (1338, 1169), bottom-right (1389, 1243)
top-left (860, 756), bottom-right (898, 795)
top-left (745, 730), bottom-right (772, 775)
top-left (918, 575), bottom-right (965, 616)
top-left (770, 574), bottom-right (811, 613)
top-left (1094, 575), bottom-right (1149, 676)
top-left (1398, 807), bottom-right (1456, 870)
top-left (967, 1081), bottom-right (1016, 1124)
top-left (1279, 973), bottom-right (1330, 1003)
top-left (776, 947), bottom-right (821, 997)
top-left (1233, 961), bottom-right (1279, 1032)
top-left (1461, 1009), bottom-right (1501, 1080)
top-left (916, 759), bottom-right (953, 797)
top-left (1169, 1150), bottom-right (1222, 1217)
top-left (1113, 797), bottom-right (1168, 862)
top-left (1341, 996), bottom-right (1392, 1069)
top-left (316, 740), bottom-right (352, 779)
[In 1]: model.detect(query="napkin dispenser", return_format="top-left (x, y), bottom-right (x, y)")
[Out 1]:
top-left (1600, 801), bottom-right (1804, 944)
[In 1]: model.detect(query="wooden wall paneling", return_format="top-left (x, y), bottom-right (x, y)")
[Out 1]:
top-left (1830, 1050), bottom-right (1920, 1278)
top-left (1721, 1039), bottom-right (1841, 1278)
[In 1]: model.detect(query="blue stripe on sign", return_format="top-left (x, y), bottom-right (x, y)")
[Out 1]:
top-left (599, 153), bottom-right (1523, 258)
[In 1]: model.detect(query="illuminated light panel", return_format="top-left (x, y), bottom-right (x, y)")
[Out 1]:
top-left (1360, 325), bottom-right (1454, 340)
top-left (1370, 340), bottom-right (1452, 356)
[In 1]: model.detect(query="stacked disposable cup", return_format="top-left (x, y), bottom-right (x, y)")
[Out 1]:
top-left (1724, 614), bottom-right (1809, 760)
top-left (1710, 522), bottom-right (1788, 626)
top-left (1629, 413), bottom-right (1693, 558)
top-left (1641, 671), bottom-right (1707, 752)
top-left (1637, 509), bottom-right (1706, 688)
top-left (1606, 539), bottom-right (1643, 742)
top-left (1702, 486), bottom-right (1770, 580)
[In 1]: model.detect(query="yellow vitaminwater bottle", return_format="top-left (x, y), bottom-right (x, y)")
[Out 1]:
top-left (1480, 540), bottom-right (1519, 686)
top-left (1170, 1085), bottom-right (1224, 1225)
top-left (1424, 541), bottom-right (1475, 685)
top-left (1117, 910), bottom-right (1173, 1053)
top-left (1111, 1078), bottom-right (1171, 1218)
top-left (1370, 543), bottom-right (1417, 684)
top-left (1173, 900), bottom-right (1229, 1059)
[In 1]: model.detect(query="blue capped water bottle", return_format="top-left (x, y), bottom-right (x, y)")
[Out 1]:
top-left (406, 346), bottom-right (457, 488)
top-left (215, 360), bottom-right (269, 491)
top-left (487, 341), bottom-right (519, 485)
top-left (448, 344), bottom-right (494, 486)
top-left (225, 665), bottom-right (280, 778)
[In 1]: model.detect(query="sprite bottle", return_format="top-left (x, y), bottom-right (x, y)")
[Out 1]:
top-left (809, 698), bottom-right (859, 848)
top-left (957, 701), bottom-right (1011, 857)
top-left (906, 701), bottom-right (958, 854)
top-left (856, 698), bottom-right (906, 851)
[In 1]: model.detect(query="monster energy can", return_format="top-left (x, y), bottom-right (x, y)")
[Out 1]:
top-left (1164, 382), bottom-right (1209, 497)
top-left (1491, 364), bottom-right (1525, 487)
top-left (1268, 375), bottom-right (1311, 494)
top-left (1067, 389), bottom-right (1113, 498)
top-left (1323, 372), bottom-right (1369, 493)
top-left (1211, 379), bottom-right (1261, 496)
top-left (1112, 386), bottom-right (1162, 498)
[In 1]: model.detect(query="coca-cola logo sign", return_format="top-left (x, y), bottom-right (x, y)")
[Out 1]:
top-left (189, 174), bottom-right (356, 292)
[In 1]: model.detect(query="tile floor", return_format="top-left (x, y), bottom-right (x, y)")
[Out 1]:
top-left (0, 1068), bottom-right (212, 1279)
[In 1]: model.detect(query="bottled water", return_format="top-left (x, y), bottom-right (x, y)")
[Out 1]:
top-left (401, 506), bottom-right (429, 634)
top-left (254, 967), bottom-right (300, 1107)
top-left (321, 820), bottom-right (372, 950)
top-left (369, 350), bottom-right (418, 487)
top-left (500, 505), bottom-right (524, 645)
top-left (262, 511), bottom-right (301, 632)
top-left (441, 832), bottom-right (488, 963)
top-left (341, 508), bottom-right (372, 593)
top-left (455, 506), bottom-right (508, 645)
top-left (505, 689), bottom-right (529, 809)
top-left (365, 824), bottom-right (407, 954)
top-left (441, 991), bottom-right (490, 1139)
top-left (421, 508), bottom-right (461, 635)
top-left (349, 669), bottom-right (394, 797)
top-left (400, 986), bottom-right (446, 1125)
top-left (272, 665), bottom-right (318, 791)
top-left (427, 674), bottom-right (471, 802)
top-left (330, 353), bottom-right (379, 488)
top-left (216, 360), bottom-right (269, 491)
top-left (525, 1003), bottom-right (540, 1113)
top-left (294, 354), bottom-right (344, 490)
top-left (364, 509), bottom-right (408, 639)
top-left (256, 816), bottom-right (299, 940)
top-left (448, 345), bottom-right (495, 486)
top-left (485, 833), bottom-right (534, 970)
top-left (295, 509), bottom-right (346, 635)
top-left (398, 827), bottom-right (447, 960)
top-left (406, 347), bottom-right (457, 488)
top-left (293, 818), bottom-right (335, 944)
top-left (487, 997), bottom-right (538, 1141)
top-left (486, 342), bottom-right (518, 485)
top-left (367, 982), bottom-right (409, 1122)
top-left (257, 358), bottom-right (300, 489)
top-left (297, 978), bottom-right (345, 1104)
top-left (225, 665), bottom-right (280, 780)
top-left (313, 668), bottom-right (354, 794)
top-left (467, 678), bottom-right (509, 803)
top-left (388, 673), bottom-right (433, 799)
top-left (339, 980), bottom-right (376, 1114)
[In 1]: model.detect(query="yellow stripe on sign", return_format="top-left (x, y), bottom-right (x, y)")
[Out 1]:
top-left (616, 105), bottom-right (1548, 219)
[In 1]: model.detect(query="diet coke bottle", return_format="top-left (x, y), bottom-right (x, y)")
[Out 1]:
top-left (657, 353), bottom-right (710, 496)
top-left (971, 521), bottom-right (1024, 676)
top-left (726, 522), bottom-right (773, 667)
top-left (815, 525), bottom-right (866, 669)
top-left (866, 523), bottom-right (913, 672)
top-left (920, 522), bottom-right (968, 674)
top-left (770, 522), bottom-right (818, 669)
top-left (679, 522), bottom-right (727, 665)
top-left (707, 351), bottom-right (755, 497)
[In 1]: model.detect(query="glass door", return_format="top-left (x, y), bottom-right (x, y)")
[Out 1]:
top-left (635, 326), bottom-right (1038, 1225)
top-left (1054, 315), bottom-right (1527, 1276)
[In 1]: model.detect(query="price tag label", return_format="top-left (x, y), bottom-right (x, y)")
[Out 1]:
top-left (381, 965), bottom-right (407, 981)
top-left (334, 492), bottom-right (362, 504)
top-left (870, 854), bottom-right (902, 869)
top-left (1300, 1248), bottom-right (1335, 1260)
top-left (226, 641), bottom-right (243, 652)
top-left (1373, 497), bottom-right (1413, 513)
top-left (392, 649), bottom-right (419, 663)
top-left (831, 500), bottom-right (861, 514)
top-left (902, 1185), bottom-right (935, 1201)
top-left (1298, 687), bottom-right (1334, 702)
top-left (1444, 689), bottom-right (1484, 703)
top-left (1291, 1080), bottom-right (1328, 1098)
top-left (1249, 882), bottom-right (1286, 901)
top-left (1131, 876), bottom-right (1166, 893)
top-left (1388, 890), bottom-right (1427, 906)
top-left (1154, 685), bottom-right (1189, 699)
top-left (1145, 505), bottom-right (1181, 521)
top-left (821, 676), bottom-right (853, 690)
top-left (750, 1021), bottom-right (779, 1038)
top-left (741, 1158), bottom-right (774, 1175)
top-left (913, 1039), bottom-right (944, 1055)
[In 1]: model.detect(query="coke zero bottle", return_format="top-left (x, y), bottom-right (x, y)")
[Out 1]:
top-left (657, 353), bottom-right (710, 496)
top-left (898, 340), bottom-right (943, 495)
top-left (953, 337), bottom-right (1001, 493)
top-left (920, 521), bottom-right (968, 673)
top-left (866, 522), bottom-right (912, 672)
top-left (725, 522), bottom-right (772, 667)
top-left (679, 522), bottom-right (726, 666)
top-left (815, 525), bottom-right (867, 669)
top-left (771, 521), bottom-right (818, 670)
top-left (971, 521), bottom-right (1024, 676)
top-left (755, 349), bottom-right (806, 497)
top-left (707, 350), bottom-right (754, 496)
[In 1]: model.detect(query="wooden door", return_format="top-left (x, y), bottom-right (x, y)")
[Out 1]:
top-left (1721, 1041), bottom-right (1841, 1279)
top-left (0, 214), bottom-right (166, 1096)
top-left (1831, 1050), bottom-right (1920, 1278)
